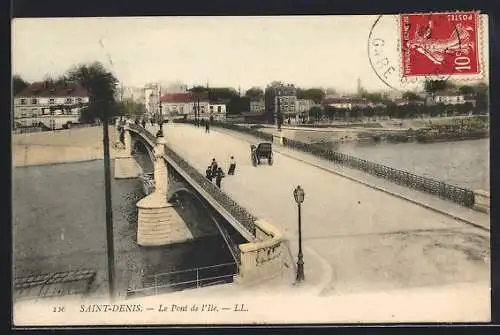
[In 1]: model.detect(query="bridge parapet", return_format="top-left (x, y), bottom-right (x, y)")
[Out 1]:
top-left (128, 123), bottom-right (258, 240)
top-left (162, 144), bottom-right (257, 238)
top-left (235, 219), bottom-right (287, 286)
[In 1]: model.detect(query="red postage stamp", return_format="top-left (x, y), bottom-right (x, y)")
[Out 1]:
top-left (400, 11), bottom-right (481, 77)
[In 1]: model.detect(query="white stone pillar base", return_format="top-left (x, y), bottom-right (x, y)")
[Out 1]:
top-left (473, 189), bottom-right (490, 214)
top-left (114, 157), bottom-right (142, 179)
top-left (136, 192), bottom-right (193, 247)
top-left (273, 135), bottom-right (284, 146)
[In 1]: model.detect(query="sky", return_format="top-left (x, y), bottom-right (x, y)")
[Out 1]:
top-left (12, 15), bottom-right (489, 94)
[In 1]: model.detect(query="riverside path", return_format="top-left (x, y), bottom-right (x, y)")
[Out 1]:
top-left (145, 122), bottom-right (489, 294)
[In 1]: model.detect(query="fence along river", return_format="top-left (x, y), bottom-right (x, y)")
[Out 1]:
top-left (173, 120), bottom-right (484, 208)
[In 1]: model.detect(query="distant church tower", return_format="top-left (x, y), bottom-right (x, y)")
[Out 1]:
top-left (357, 78), bottom-right (363, 96)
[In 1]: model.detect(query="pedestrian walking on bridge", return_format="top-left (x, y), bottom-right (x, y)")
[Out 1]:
top-left (210, 158), bottom-right (218, 176)
top-left (228, 156), bottom-right (236, 175)
top-left (205, 166), bottom-right (213, 182)
top-left (141, 119), bottom-right (146, 128)
top-left (215, 167), bottom-right (225, 188)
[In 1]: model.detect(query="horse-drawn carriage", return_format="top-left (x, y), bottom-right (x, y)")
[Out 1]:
top-left (250, 142), bottom-right (273, 167)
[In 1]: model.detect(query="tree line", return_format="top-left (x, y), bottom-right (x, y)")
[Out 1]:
top-left (14, 70), bottom-right (489, 121)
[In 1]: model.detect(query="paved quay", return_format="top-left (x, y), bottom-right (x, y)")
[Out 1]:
top-left (146, 123), bottom-right (489, 297)
top-left (12, 125), bottom-right (123, 167)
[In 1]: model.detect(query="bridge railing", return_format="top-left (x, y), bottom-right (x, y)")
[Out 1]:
top-left (126, 262), bottom-right (237, 298)
top-left (169, 120), bottom-right (476, 208)
top-left (173, 119), bottom-right (274, 142)
top-left (162, 144), bottom-right (257, 236)
top-left (129, 123), bottom-right (258, 237)
top-left (281, 137), bottom-right (475, 207)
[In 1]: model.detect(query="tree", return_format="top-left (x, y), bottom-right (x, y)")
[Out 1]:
top-left (402, 91), bottom-right (421, 101)
top-left (13, 75), bottom-right (29, 96)
top-left (458, 85), bottom-right (475, 95)
top-left (309, 106), bottom-right (323, 122)
top-left (362, 92), bottom-right (383, 103)
top-left (245, 87), bottom-right (264, 99)
top-left (297, 88), bottom-right (326, 104)
top-left (205, 87), bottom-right (236, 102)
top-left (473, 82), bottom-right (489, 112)
top-left (424, 79), bottom-right (449, 96)
top-left (64, 62), bottom-right (119, 122)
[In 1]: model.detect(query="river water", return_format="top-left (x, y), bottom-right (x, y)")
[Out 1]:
top-left (336, 139), bottom-right (490, 191)
top-left (12, 157), bottom-right (237, 299)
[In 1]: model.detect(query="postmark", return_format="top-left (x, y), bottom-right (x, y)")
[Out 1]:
top-left (368, 12), bottom-right (484, 92)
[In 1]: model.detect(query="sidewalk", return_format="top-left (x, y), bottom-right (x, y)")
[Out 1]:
top-left (214, 126), bottom-right (489, 231)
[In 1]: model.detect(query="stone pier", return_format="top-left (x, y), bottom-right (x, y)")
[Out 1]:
top-left (273, 134), bottom-right (284, 146)
top-left (473, 189), bottom-right (490, 214)
top-left (136, 136), bottom-right (193, 246)
top-left (114, 124), bottom-right (142, 179)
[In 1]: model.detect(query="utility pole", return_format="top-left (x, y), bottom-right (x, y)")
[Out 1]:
top-left (102, 100), bottom-right (116, 301)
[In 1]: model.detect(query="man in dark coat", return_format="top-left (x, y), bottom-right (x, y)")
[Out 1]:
top-left (119, 127), bottom-right (125, 144)
top-left (205, 121), bottom-right (210, 133)
top-left (205, 166), bottom-right (213, 181)
top-left (215, 167), bottom-right (225, 188)
top-left (141, 119), bottom-right (146, 128)
top-left (228, 156), bottom-right (236, 175)
top-left (210, 158), bottom-right (218, 175)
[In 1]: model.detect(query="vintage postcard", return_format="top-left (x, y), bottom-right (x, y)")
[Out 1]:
top-left (12, 13), bottom-right (490, 326)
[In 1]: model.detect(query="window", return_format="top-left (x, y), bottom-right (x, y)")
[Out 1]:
top-left (66, 98), bottom-right (73, 104)
top-left (49, 98), bottom-right (55, 104)
top-left (180, 106), bottom-right (184, 113)
top-left (218, 106), bottom-right (222, 113)
top-left (210, 105), bottom-right (214, 111)
top-left (77, 97), bottom-right (83, 103)
top-left (31, 98), bottom-right (38, 105)
top-left (20, 120), bottom-right (27, 127)
top-left (20, 98), bottom-right (26, 105)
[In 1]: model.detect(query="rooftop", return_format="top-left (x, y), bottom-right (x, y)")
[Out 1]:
top-left (16, 82), bottom-right (89, 98)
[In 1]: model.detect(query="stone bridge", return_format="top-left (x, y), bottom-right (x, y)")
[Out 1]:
top-left (114, 123), bottom-right (287, 286)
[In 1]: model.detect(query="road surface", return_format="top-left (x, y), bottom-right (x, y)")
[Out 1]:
top-left (147, 123), bottom-right (489, 294)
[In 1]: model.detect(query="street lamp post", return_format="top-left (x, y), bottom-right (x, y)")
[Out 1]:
top-left (158, 85), bottom-right (163, 137)
top-left (276, 89), bottom-right (282, 131)
top-left (293, 185), bottom-right (305, 282)
top-left (102, 101), bottom-right (116, 300)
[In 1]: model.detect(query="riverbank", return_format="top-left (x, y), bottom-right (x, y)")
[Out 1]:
top-left (12, 126), bottom-right (122, 167)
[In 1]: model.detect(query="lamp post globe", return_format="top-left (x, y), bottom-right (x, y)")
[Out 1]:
top-left (293, 185), bottom-right (305, 282)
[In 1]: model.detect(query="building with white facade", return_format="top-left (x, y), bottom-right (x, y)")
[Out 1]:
top-left (295, 99), bottom-right (316, 114)
top-left (433, 91), bottom-right (466, 105)
top-left (13, 82), bottom-right (89, 130)
top-left (249, 98), bottom-right (265, 114)
top-left (144, 83), bottom-right (160, 117)
top-left (324, 97), bottom-right (368, 109)
top-left (160, 93), bottom-right (227, 121)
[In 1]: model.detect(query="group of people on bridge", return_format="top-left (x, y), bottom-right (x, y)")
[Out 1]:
top-left (205, 156), bottom-right (237, 188)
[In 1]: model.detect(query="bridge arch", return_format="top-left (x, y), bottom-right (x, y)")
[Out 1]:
top-left (130, 135), bottom-right (155, 164)
top-left (169, 186), bottom-right (241, 265)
